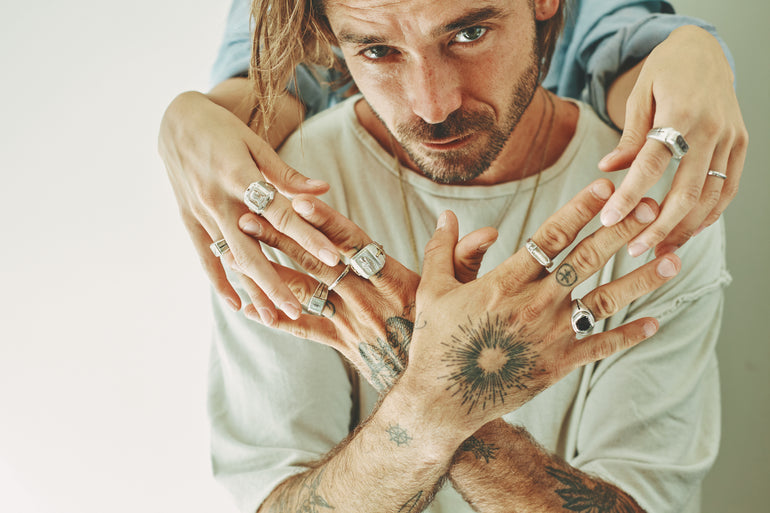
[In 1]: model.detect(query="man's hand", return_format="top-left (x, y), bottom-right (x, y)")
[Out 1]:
top-left (601, 25), bottom-right (748, 256)
top-left (158, 81), bottom-right (340, 321)
top-left (402, 181), bottom-right (681, 437)
top-left (237, 194), bottom-right (498, 392)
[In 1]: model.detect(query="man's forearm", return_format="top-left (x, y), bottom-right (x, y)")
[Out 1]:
top-left (258, 383), bottom-right (462, 513)
top-left (449, 419), bottom-right (643, 512)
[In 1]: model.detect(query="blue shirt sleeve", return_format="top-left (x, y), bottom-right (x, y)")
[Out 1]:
top-left (210, 0), bottom-right (735, 122)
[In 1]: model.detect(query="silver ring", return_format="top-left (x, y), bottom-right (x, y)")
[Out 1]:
top-left (646, 127), bottom-right (689, 160)
top-left (210, 239), bottom-right (230, 257)
top-left (307, 282), bottom-right (329, 316)
top-left (524, 238), bottom-right (554, 270)
top-left (350, 242), bottom-right (386, 279)
top-left (707, 170), bottom-right (727, 180)
top-left (571, 298), bottom-right (596, 336)
top-left (328, 264), bottom-right (351, 291)
top-left (244, 181), bottom-right (277, 215)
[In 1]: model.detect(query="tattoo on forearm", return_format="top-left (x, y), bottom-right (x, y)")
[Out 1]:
top-left (268, 468), bottom-right (334, 513)
top-left (398, 490), bottom-right (424, 512)
top-left (440, 315), bottom-right (538, 414)
top-left (298, 469), bottom-right (335, 512)
top-left (459, 436), bottom-right (499, 463)
top-left (386, 423), bottom-right (412, 447)
top-left (555, 263), bottom-right (578, 287)
top-left (359, 316), bottom-right (414, 391)
top-left (545, 466), bottom-right (639, 512)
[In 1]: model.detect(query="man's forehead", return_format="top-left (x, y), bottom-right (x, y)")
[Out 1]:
top-left (326, 0), bottom-right (514, 40)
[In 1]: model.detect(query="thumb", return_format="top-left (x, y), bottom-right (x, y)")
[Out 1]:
top-left (599, 82), bottom-right (654, 173)
top-left (245, 130), bottom-right (330, 196)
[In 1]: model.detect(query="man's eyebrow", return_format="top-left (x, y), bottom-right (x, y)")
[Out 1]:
top-left (336, 6), bottom-right (507, 46)
top-left (433, 6), bottom-right (508, 37)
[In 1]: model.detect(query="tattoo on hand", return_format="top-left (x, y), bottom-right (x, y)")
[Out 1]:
top-left (398, 490), bottom-right (424, 513)
top-left (545, 466), bottom-right (639, 512)
top-left (386, 423), bottom-right (412, 447)
top-left (555, 263), bottom-right (578, 287)
top-left (459, 436), bottom-right (499, 463)
top-left (440, 315), bottom-right (539, 414)
top-left (359, 316), bottom-right (414, 391)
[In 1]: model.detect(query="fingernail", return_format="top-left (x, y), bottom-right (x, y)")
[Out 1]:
top-left (258, 307), bottom-right (275, 326)
top-left (478, 240), bottom-right (494, 252)
top-left (225, 297), bottom-right (240, 312)
top-left (592, 181), bottom-right (612, 200)
top-left (628, 242), bottom-right (649, 257)
top-left (436, 211), bottom-right (447, 229)
top-left (305, 179), bottom-right (327, 188)
top-left (599, 149), bottom-right (619, 166)
top-left (319, 248), bottom-right (339, 267)
top-left (241, 218), bottom-right (262, 236)
top-left (657, 258), bottom-right (678, 278)
top-left (643, 321), bottom-right (658, 338)
top-left (293, 199), bottom-right (313, 216)
top-left (601, 208), bottom-right (622, 227)
top-left (282, 302), bottom-right (302, 320)
top-left (634, 203), bottom-right (656, 224)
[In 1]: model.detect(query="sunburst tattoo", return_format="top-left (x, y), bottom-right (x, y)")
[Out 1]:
top-left (440, 315), bottom-right (539, 414)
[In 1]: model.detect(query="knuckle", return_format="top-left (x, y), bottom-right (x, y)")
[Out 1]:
top-left (635, 152), bottom-right (669, 180)
top-left (672, 185), bottom-right (702, 210)
top-left (702, 188), bottom-right (722, 208)
top-left (590, 292), bottom-right (618, 319)
top-left (270, 204), bottom-right (295, 231)
top-left (570, 245), bottom-right (603, 274)
top-left (722, 182), bottom-right (740, 201)
top-left (539, 225), bottom-right (571, 254)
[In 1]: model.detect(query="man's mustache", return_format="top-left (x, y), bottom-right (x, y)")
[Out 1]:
top-left (397, 109), bottom-right (495, 142)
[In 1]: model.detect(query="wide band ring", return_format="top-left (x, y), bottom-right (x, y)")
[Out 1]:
top-left (707, 170), bottom-right (727, 180)
top-left (646, 127), bottom-right (689, 160)
top-left (307, 282), bottom-right (329, 316)
top-left (244, 181), bottom-right (277, 215)
top-left (525, 238), bottom-right (554, 270)
top-left (328, 264), bottom-right (351, 291)
top-left (571, 298), bottom-right (596, 336)
top-left (350, 242), bottom-right (386, 279)
top-left (210, 239), bottom-right (230, 257)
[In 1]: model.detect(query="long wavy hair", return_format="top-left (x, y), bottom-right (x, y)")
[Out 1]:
top-left (248, 0), bottom-right (565, 128)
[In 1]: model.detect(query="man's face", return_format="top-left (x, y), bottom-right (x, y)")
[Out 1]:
top-left (326, 0), bottom-right (542, 183)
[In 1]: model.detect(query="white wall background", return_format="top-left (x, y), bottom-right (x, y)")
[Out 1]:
top-left (0, 1), bottom-right (766, 512)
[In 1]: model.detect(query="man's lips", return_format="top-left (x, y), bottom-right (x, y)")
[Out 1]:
top-left (420, 133), bottom-right (474, 151)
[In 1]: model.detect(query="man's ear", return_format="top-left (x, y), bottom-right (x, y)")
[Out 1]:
top-left (534, 0), bottom-right (560, 21)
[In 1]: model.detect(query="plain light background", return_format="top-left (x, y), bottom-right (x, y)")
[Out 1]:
top-left (0, 1), bottom-right (766, 512)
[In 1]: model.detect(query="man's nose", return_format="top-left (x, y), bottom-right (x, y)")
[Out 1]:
top-left (407, 57), bottom-right (462, 125)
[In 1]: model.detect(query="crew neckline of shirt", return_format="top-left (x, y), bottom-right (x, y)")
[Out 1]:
top-left (342, 94), bottom-right (592, 200)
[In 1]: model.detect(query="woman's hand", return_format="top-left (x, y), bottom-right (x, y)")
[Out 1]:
top-left (401, 181), bottom-right (681, 435)
top-left (158, 83), bottom-right (340, 319)
top-left (601, 25), bottom-right (748, 257)
top-left (237, 195), bottom-right (498, 393)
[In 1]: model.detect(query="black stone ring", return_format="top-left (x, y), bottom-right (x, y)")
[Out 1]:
top-left (571, 298), bottom-right (596, 336)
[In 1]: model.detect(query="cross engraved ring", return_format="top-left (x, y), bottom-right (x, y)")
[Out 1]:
top-left (210, 239), bottom-right (230, 257)
top-left (244, 181), bottom-right (277, 215)
top-left (307, 282), bottom-right (329, 316)
top-left (525, 238), bottom-right (554, 270)
top-left (571, 298), bottom-right (596, 336)
top-left (707, 170), bottom-right (727, 180)
top-left (646, 127), bottom-right (689, 160)
top-left (350, 242), bottom-right (386, 279)
top-left (328, 264), bottom-right (351, 291)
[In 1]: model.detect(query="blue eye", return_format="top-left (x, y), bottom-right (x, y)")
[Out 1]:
top-left (454, 27), bottom-right (487, 43)
top-left (362, 46), bottom-right (393, 59)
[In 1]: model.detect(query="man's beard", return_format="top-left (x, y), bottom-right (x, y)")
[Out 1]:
top-left (389, 51), bottom-right (541, 184)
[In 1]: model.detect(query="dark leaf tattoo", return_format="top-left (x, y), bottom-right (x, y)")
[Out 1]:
top-left (545, 466), bottom-right (639, 512)
top-left (386, 423), bottom-right (412, 447)
top-left (398, 490), bottom-right (424, 513)
top-left (555, 263), bottom-right (578, 287)
top-left (459, 435), bottom-right (499, 463)
top-left (441, 315), bottom-right (538, 414)
top-left (359, 316), bottom-right (414, 391)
